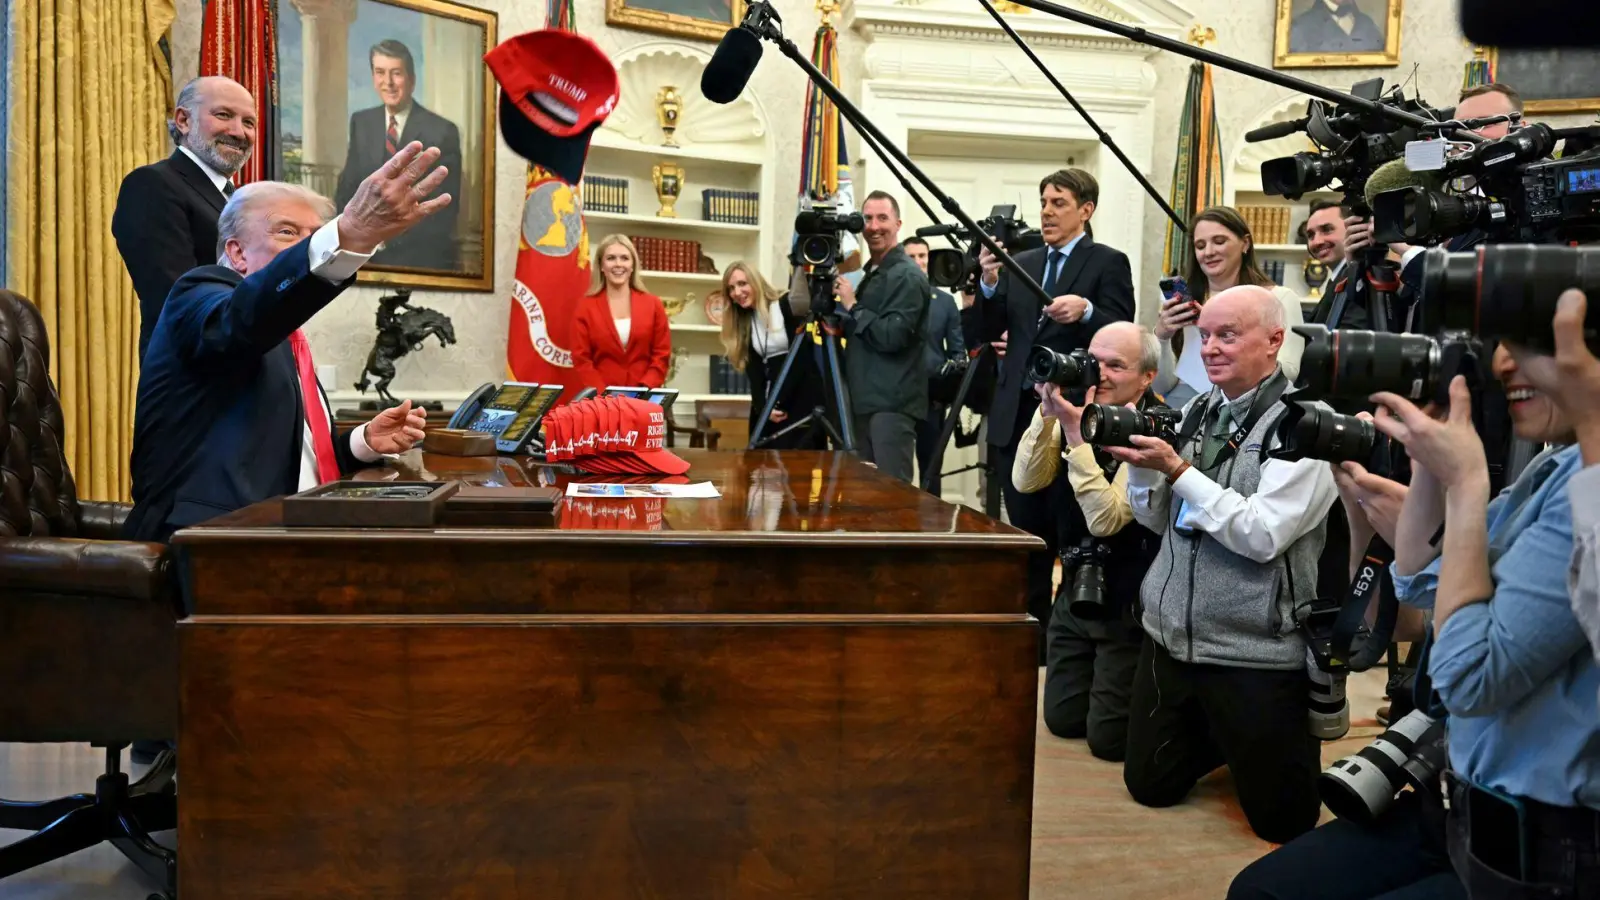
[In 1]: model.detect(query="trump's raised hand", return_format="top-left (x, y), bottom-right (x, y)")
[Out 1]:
top-left (338, 142), bottom-right (453, 254)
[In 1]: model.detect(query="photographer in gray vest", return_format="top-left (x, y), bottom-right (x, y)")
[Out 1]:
top-left (1104, 285), bottom-right (1337, 844)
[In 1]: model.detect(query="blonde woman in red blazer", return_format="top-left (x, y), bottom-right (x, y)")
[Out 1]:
top-left (571, 234), bottom-right (673, 391)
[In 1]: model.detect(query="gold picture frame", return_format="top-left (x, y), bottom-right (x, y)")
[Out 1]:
top-left (605, 0), bottom-right (748, 43)
top-left (1485, 47), bottom-right (1600, 114)
top-left (1273, 0), bottom-right (1402, 69)
top-left (275, 0), bottom-right (499, 292)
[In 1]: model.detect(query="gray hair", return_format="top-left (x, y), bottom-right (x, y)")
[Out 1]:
top-left (167, 78), bottom-right (204, 145)
top-left (1094, 321), bottom-right (1160, 373)
top-left (216, 182), bottom-right (335, 258)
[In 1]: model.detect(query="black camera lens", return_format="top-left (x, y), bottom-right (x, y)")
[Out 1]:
top-left (925, 248), bottom-right (970, 289)
top-left (799, 234), bottom-right (836, 267)
top-left (1371, 188), bottom-right (1507, 245)
top-left (1261, 152), bottom-right (1340, 199)
top-left (1026, 347), bottom-right (1099, 388)
top-left (1269, 401), bottom-right (1377, 465)
top-left (1422, 244), bottom-right (1600, 355)
top-left (1082, 403), bottom-right (1181, 448)
top-left (1293, 324), bottom-right (1442, 403)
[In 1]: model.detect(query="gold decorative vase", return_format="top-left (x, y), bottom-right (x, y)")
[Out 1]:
top-left (661, 292), bottom-right (693, 318)
top-left (656, 85), bottom-right (682, 147)
top-left (1303, 258), bottom-right (1330, 300)
top-left (652, 162), bottom-right (684, 218)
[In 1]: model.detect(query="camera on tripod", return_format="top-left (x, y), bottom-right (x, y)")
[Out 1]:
top-left (1026, 347), bottom-right (1098, 389)
top-left (792, 203), bottom-right (864, 272)
top-left (918, 204), bottom-right (1044, 294)
top-left (1058, 537), bottom-right (1114, 620)
top-left (1081, 403), bottom-right (1181, 448)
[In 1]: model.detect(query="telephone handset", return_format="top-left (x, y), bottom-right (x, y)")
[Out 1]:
top-left (449, 383), bottom-right (498, 430)
top-left (570, 387), bottom-right (600, 403)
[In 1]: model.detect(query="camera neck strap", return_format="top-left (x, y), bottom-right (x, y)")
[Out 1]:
top-left (1330, 534), bottom-right (1398, 670)
top-left (1176, 371), bottom-right (1288, 472)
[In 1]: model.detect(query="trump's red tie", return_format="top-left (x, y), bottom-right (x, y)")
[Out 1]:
top-left (290, 329), bottom-right (341, 485)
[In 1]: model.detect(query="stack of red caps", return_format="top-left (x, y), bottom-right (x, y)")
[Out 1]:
top-left (558, 495), bottom-right (666, 531)
top-left (543, 396), bottom-right (691, 475)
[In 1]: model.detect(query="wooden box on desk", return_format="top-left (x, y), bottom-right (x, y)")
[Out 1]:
top-left (171, 450), bottom-right (1043, 900)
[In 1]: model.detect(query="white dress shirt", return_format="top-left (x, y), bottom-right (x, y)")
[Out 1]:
top-left (1125, 387), bottom-right (1338, 564)
top-left (178, 145), bottom-right (231, 197)
top-left (750, 307), bottom-right (790, 360)
top-left (300, 218), bottom-right (381, 490)
top-left (615, 317), bottom-right (632, 348)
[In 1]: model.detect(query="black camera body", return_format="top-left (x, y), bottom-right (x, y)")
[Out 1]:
top-left (1259, 78), bottom-right (1437, 210)
top-left (1026, 347), bottom-right (1099, 389)
top-left (1081, 403), bottom-right (1181, 448)
top-left (1059, 537), bottom-right (1115, 620)
top-left (792, 203), bottom-right (865, 272)
top-left (924, 204), bottom-right (1044, 293)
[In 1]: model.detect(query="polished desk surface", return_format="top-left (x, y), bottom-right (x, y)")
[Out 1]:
top-left (173, 451), bottom-right (1043, 899)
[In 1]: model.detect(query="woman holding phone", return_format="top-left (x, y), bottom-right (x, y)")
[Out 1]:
top-left (1154, 206), bottom-right (1305, 408)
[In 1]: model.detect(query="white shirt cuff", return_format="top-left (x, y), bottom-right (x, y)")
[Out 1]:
top-left (349, 423), bottom-right (384, 463)
top-left (1127, 464), bottom-right (1166, 488)
top-left (1168, 463), bottom-right (1218, 505)
top-left (309, 216), bottom-right (375, 284)
top-left (1400, 245), bottom-right (1426, 271)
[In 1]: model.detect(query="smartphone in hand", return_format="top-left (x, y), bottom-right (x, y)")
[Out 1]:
top-left (1159, 276), bottom-right (1188, 301)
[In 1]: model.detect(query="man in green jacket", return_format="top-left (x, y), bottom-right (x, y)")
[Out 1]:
top-left (832, 191), bottom-right (929, 482)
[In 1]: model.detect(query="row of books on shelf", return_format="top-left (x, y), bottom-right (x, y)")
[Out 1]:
top-left (1262, 260), bottom-right (1295, 286)
top-left (1238, 205), bottom-right (1297, 245)
top-left (709, 356), bottom-right (752, 395)
top-left (630, 235), bottom-right (702, 273)
top-left (702, 189), bottom-right (759, 225)
top-left (584, 175), bottom-right (629, 214)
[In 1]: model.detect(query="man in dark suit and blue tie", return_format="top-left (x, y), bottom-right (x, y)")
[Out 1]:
top-left (124, 142), bottom-right (447, 547)
top-left (972, 168), bottom-right (1136, 659)
top-left (334, 39), bottom-right (463, 272)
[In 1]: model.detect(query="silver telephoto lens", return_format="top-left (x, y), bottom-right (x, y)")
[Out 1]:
top-left (1318, 710), bottom-right (1441, 824)
top-left (1307, 659), bottom-right (1351, 741)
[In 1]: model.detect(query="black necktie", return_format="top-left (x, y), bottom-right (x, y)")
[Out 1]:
top-left (222, 181), bottom-right (236, 198)
top-left (1044, 249), bottom-right (1064, 295)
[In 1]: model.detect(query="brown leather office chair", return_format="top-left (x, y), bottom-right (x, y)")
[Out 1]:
top-left (0, 290), bottom-right (179, 899)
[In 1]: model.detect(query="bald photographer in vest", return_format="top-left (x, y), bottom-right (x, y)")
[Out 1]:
top-left (1106, 285), bottom-right (1337, 844)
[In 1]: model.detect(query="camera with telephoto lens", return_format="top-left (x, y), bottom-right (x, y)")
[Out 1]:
top-left (1320, 710), bottom-right (1449, 824)
top-left (1421, 244), bottom-right (1600, 355)
top-left (1305, 644), bottom-right (1351, 741)
top-left (1290, 323), bottom-right (1484, 408)
top-left (1268, 400), bottom-right (1398, 466)
top-left (1026, 347), bottom-right (1099, 389)
top-left (1058, 538), bottom-right (1114, 620)
top-left (1081, 403), bottom-right (1182, 448)
top-left (1256, 78), bottom-right (1440, 207)
top-left (921, 204), bottom-right (1044, 294)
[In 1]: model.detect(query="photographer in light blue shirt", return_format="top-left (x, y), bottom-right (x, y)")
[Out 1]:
top-left (1231, 333), bottom-right (1597, 899)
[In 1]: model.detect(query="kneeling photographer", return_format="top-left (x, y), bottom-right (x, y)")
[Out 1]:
top-left (1104, 285), bottom-right (1338, 844)
top-left (1230, 275), bottom-right (1598, 899)
top-left (1015, 322), bottom-right (1162, 762)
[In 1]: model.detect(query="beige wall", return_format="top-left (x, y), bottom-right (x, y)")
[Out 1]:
top-left (166, 0), bottom-right (1570, 396)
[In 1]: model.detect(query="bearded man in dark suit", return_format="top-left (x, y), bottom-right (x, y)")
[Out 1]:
top-left (334, 39), bottom-right (462, 271)
top-left (113, 76), bottom-right (258, 360)
top-left (1289, 0), bottom-right (1385, 54)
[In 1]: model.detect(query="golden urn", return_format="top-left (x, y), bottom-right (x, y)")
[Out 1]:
top-left (652, 162), bottom-right (684, 218)
top-left (656, 85), bottom-right (682, 147)
top-left (1303, 258), bottom-right (1330, 300)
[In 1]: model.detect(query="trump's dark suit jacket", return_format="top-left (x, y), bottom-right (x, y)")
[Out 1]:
top-left (124, 241), bottom-right (371, 545)
top-left (334, 103), bottom-right (463, 270)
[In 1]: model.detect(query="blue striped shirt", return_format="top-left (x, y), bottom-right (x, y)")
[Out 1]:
top-left (1392, 444), bottom-right (1600, 809)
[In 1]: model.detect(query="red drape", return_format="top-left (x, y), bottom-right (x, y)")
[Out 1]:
top-left (199, 0), bottom-right (277, 186)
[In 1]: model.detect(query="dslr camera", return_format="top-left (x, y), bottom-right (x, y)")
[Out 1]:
top-left (920, 204), bottom-right (1044, 294)
top-left (1081, 403), bottom-right (1182, 448)
top-left (1059, 538), bottom-right (1115, 620)
top-left (1026, 347), bottom-right (1098, 389)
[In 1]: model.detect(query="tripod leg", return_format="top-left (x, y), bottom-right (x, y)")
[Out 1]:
top-left (748, 339), bottom-right (805, 449)
top-left (921, 347), bottom-right (989, 493)
top-left (820, 329), bottom-right (856, 452)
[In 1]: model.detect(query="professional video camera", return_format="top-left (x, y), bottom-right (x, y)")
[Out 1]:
top-left (1059, 538), bottom-right (1114, 620)
top-left (788, 203), bottom-right (865, 319)
top-left (1371, 124), bottom-right (1600, 246)
top-left (1321, 710), bottom-right (1449, 823)
top-left (1254, 78), bottom-right (1440, 210)
top-left (1026, 347), bottom-right (1098, 389)
top-left (918, 204), bottom-right (1044, 294)
top-left (1081, 403), bottom-right (1181, 448)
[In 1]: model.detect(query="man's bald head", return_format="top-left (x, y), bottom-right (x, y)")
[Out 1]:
top-left (170, 76), bottom-right (257, 176)
top-left (1195, 285), bottom-right (1286, 399)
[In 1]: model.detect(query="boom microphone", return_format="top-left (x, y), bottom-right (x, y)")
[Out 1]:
top-left (914, 223), bottom-right (963, 238)
top-left (1363, 158), bottom-right (1446, 211)
top-left (1245, 117), bottom-right (1311, 143)
top-left (700, 25), bottom-right (763, 104)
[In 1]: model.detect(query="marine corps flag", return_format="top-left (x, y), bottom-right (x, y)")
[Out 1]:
top-left (1163, 61), bottom-right (1224, 276)
top-left (504, 0), bottom-right (590, 401)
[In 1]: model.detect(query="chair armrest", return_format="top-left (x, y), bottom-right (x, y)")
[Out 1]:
top-left (0, 536), bottom-right (171, 604)
top-left (76, 500), bottom-right (133, 541)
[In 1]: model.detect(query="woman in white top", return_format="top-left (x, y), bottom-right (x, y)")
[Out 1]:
top-left (718, 260), bottom-right (823, 448)
top-left (1154, 206), bottom-right (1305, 409)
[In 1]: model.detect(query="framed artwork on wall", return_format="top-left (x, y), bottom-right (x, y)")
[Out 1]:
top-left (605, 0), bottom-right (747, 42)
top-left (1489, 47), bottom-right (1600, 114)
top-left (276, 0), bottom-right (498, 291)
top-left (1273, 0), bottom-right (1403, 69)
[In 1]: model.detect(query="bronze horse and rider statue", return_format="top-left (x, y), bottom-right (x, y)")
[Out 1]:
top-left (355, 289), bottom-right (456, 409)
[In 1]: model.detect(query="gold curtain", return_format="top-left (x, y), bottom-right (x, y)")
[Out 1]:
top-left (6, 0), bottom-right (175, 501)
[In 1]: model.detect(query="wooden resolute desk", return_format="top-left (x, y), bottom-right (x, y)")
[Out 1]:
top-left (173, 450), bottom-right (1044, 899)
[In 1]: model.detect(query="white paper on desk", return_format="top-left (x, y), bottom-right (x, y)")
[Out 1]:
top-left (564, 482), bottom-right (722, 499)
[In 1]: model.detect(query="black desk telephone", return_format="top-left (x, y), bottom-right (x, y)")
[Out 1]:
top-left (448, 382), bottom-right (563, 454)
